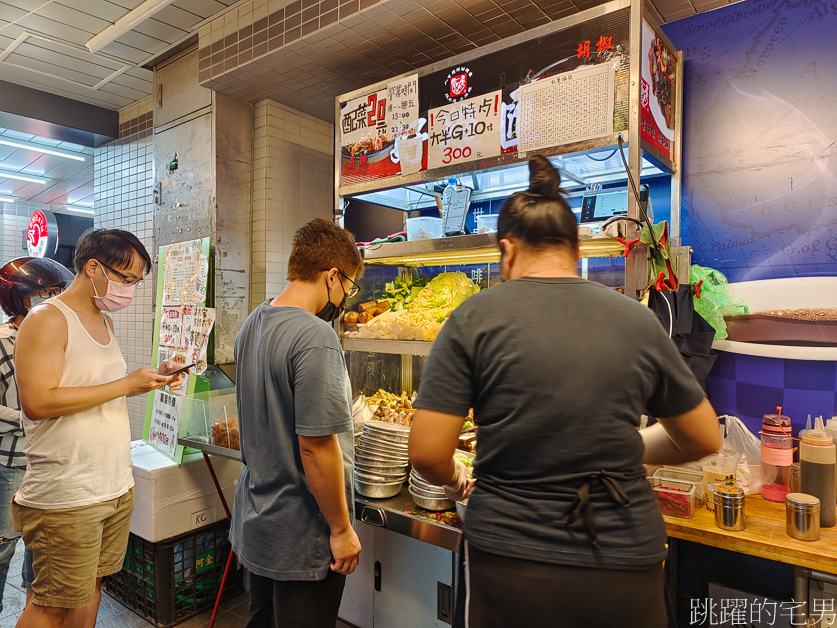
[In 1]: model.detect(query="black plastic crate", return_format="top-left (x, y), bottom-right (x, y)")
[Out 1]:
top-left (104, 520), bottom-right (242, 627)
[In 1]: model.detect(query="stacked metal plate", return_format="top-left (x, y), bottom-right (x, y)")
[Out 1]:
top-left (409, 469), bottom-right (454, 511)
top-left (354, 421), bottom-right (410, 499)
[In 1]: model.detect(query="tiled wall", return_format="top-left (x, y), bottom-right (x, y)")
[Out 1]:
top-left (94, 98), bottom-right (156, 438)
top-left (251, 99), bottom-right (334, 309)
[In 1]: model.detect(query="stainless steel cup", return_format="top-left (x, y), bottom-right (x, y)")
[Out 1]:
top-left (786, 493), bottom-right (820, 541)
top-left (714, 486), bottom-right (746, 531)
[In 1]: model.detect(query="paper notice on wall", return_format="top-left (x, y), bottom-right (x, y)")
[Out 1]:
top-left (163, 241), bottom-right (206, 305)
top-left (517, 63), bottom-right (614, 152)
top-left (340, 90), bottom-right (388, 151)
top-left (187, 307), bottom-right (215, 374)
top-left (397, 136), bottom-right (424, 175)
top-left (427, 91), bottom-right (502, 170)
top-left (160, 306), bottom-right (183, 348)
top-left (386, 75), bottom-right (419, 141)
top-left (193, 255), bottom-right (209, 303)
top-left (149, 390), bottom-right (182, 458)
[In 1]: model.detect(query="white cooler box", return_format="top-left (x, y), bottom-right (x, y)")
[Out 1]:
top-left (130, 440), bottom-right (241, 543)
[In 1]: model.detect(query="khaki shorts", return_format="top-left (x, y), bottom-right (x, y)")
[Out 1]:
top-left (11, 488), bottom-right (135, 608)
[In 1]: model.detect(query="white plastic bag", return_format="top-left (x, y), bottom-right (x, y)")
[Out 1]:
top-left (720, 415), bottom-right (762, 495)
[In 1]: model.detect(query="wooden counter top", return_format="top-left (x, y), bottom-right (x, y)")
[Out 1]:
top-left (664, 494), bottom-right (837, 574)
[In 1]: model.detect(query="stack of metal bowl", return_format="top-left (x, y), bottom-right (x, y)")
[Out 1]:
top-left (409, 470), bottom-right (454, 511)
top-left (354, 421), bottom-right (410, 499)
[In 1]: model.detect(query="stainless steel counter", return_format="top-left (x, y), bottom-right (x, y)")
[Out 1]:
top-left (179, 437), bottom-right (463, 552)
top-left (355, 486), bottom-right (462, 552)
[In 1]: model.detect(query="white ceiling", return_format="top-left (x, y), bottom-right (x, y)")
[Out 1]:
top-left (0, 127), bottom-right (94, 204)
top-left (0, 0), bottom-right (238, 110)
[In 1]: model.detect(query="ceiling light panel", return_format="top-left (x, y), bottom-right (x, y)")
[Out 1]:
top-left (0, 169), bottom-right (49, 184)
top-left (0, 138), bottom-right (86, 161)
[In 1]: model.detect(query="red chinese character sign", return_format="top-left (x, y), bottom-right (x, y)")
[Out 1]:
top-left (641, 21), bottom-right (676, 159)
top-left (340, 90), bottom-right (400, 183)
top-left (427, 91), bottom-right (502, 169)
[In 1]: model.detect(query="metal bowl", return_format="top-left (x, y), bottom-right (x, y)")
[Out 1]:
top-left (356, 461), bottom-right (409, 476)
top-left (408, 482), bottom-right (447, 499)
top-left (409, 475), bottom-right (443, 494)
top-left (356, 470), bottom-right (408, 485)
top-left (355, 453), bottom-right (408, 467)
top-left (456, 499), bottom-right (467, 522)
top-left (355, 478), bottom-right (403, 499)
top-left (409, 488), bottom-right (454, 511)
top-left (356, 445), bottom-right (409, 462)
top-left (360, 434), bottom-right (409, 452)
top-left (366, 420), bottom-right (411, 434)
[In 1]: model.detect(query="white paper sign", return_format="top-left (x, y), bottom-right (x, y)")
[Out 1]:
top-left (163, 244), bottom-right (202, 306)
top-left (517, 63), bottom-right (614, 152)
top-left (386, 75), bottom-right (419, 140)
top-left (427, 91), bottom-right (502, 170)
top-left (149, 390), bottom-right (181, 457)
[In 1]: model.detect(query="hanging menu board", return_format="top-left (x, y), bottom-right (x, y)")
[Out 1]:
top-left (640, 20), bottom-right (676, 159)
top-left (144, 238), bottom-right (214, 463)
top-left (517, 63), bottom-right (614, 152)
top-left (339, 7), bottom-right (632, 188)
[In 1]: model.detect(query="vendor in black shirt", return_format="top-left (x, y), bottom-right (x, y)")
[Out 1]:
top-left (409, 156), bottom-right (720, 628)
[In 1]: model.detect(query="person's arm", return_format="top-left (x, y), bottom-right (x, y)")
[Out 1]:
top-left (642, 398), bottom-right (721, 465)
top-left (298, 434), bottom-right (360, 575)
top-left (410, 409), bottom-right (466, 487)
top-left (15, 305), bottom-right (174, 421)
top-left (292, 344), bottom-right (361, 575)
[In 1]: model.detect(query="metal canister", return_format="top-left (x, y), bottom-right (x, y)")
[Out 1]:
top-left (714, 486), bottom-right (746, 531)
top-left (786, 493), bottom-right (820, 541)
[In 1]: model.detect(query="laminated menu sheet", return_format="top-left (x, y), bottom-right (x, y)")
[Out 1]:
top-left (517, 63), bottom-right (614, 152)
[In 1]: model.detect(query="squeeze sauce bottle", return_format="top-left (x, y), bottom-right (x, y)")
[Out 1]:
top-left (800, 416), bottom-right (837, 528)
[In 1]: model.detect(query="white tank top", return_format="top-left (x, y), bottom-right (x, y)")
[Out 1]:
top-left (15, 298), bottom-right (134, 509)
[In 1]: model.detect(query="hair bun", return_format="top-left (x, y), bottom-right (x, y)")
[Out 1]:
top-left (527, 155), bottom-right (562, 200)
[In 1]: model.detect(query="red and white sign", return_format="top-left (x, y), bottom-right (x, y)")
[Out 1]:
top-left (427, 91), bottom-right (502, 170)
top-left (26, 210), bottom-right (57, 258)
top-left (444, 66), bottom-right (473, 102)
top-left (641, 20), bottom-right (675, 159)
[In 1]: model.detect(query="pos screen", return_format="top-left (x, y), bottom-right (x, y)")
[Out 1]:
top-left (580, 189), bottom-right (629, 223)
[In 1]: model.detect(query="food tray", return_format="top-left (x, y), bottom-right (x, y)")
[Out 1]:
top-left (648, 476), bottom-right (697, 519)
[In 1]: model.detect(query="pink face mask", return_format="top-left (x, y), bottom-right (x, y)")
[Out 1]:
top-left (91, 265), bottom-right (135, 312)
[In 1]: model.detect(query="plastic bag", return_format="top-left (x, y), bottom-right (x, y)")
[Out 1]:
top-left (351, 395), bottom-right (373, 435)
top-left (689, 265), bottom-right (749, 340)
top-left (720, 415), bottom-right (762, 495)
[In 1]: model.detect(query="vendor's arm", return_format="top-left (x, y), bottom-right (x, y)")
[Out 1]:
top-left (298, 434), bottom-right (360, 575)
top-left (410, 409), bottom-right (466, 486)
top-left (641, 398), bottom-right (721, 465)
top-left (15, 305), bottom-right (173, 420)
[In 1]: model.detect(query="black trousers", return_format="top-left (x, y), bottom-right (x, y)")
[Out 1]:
top-left (457, 542), bottom-right (668, 628)
top-left (242, 568), bottom-right (346, 628)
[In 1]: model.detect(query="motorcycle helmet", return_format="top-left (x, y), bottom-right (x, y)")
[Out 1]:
top-left (0, 257), bottom-right (75, 318)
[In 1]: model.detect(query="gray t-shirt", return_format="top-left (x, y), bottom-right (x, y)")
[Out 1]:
top-left (230, 302), bottom-right (354, 581)
top-left (414, 277), bottom-right (706, 570)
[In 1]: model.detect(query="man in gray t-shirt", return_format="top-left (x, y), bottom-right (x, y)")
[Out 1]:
top-left (230, 218), bottom-right (364, 628)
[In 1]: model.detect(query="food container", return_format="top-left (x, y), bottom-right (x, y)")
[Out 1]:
top-left (786, 493), bottom-right (820, 541)
top-left (648, 477), bottom-right (697, 518)
top-left (355, 478), bottom-right (403, 499)
top-left (408, 488), bottom-right (454, 511)
top-left (713, 486), bottom-right (746, 531)
top-left (654, 467), bottom-right (705, 506)
top-left (475, 214), bottom-right (498, 234)
top-left (355, 460), bottom-right (409, 475)
top-left (456, 499), bottom-right (468, 522)
top-left (406, 217), bottom-right (443, 241)
top-left (355, 466), bottom-right (408, 482)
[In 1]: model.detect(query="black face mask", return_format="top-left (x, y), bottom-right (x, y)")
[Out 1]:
top-left (315, 277), bottom-right (347, 322)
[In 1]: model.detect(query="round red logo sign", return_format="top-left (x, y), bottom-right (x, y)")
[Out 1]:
top-left (27, 211), bottom-right (49, 257)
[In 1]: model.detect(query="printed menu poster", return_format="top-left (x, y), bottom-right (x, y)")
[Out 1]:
top-left (641, 20), bottom-right (675, 159)
top-left (144, 237), bottom-right (212, 463)
top-left (162, 242), bottom-right (206, 305)
top-left (517, 63), bottom-right (614, 152)
top-left (340, 90), bottom-right (400, 183)
top-left (149, 390), bottom-right (181, 458)
top-left (427, 90), bottom-right (502, 170)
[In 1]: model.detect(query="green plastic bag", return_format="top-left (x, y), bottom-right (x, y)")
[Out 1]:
top-left (689, 265), bottom-right (749, 340)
